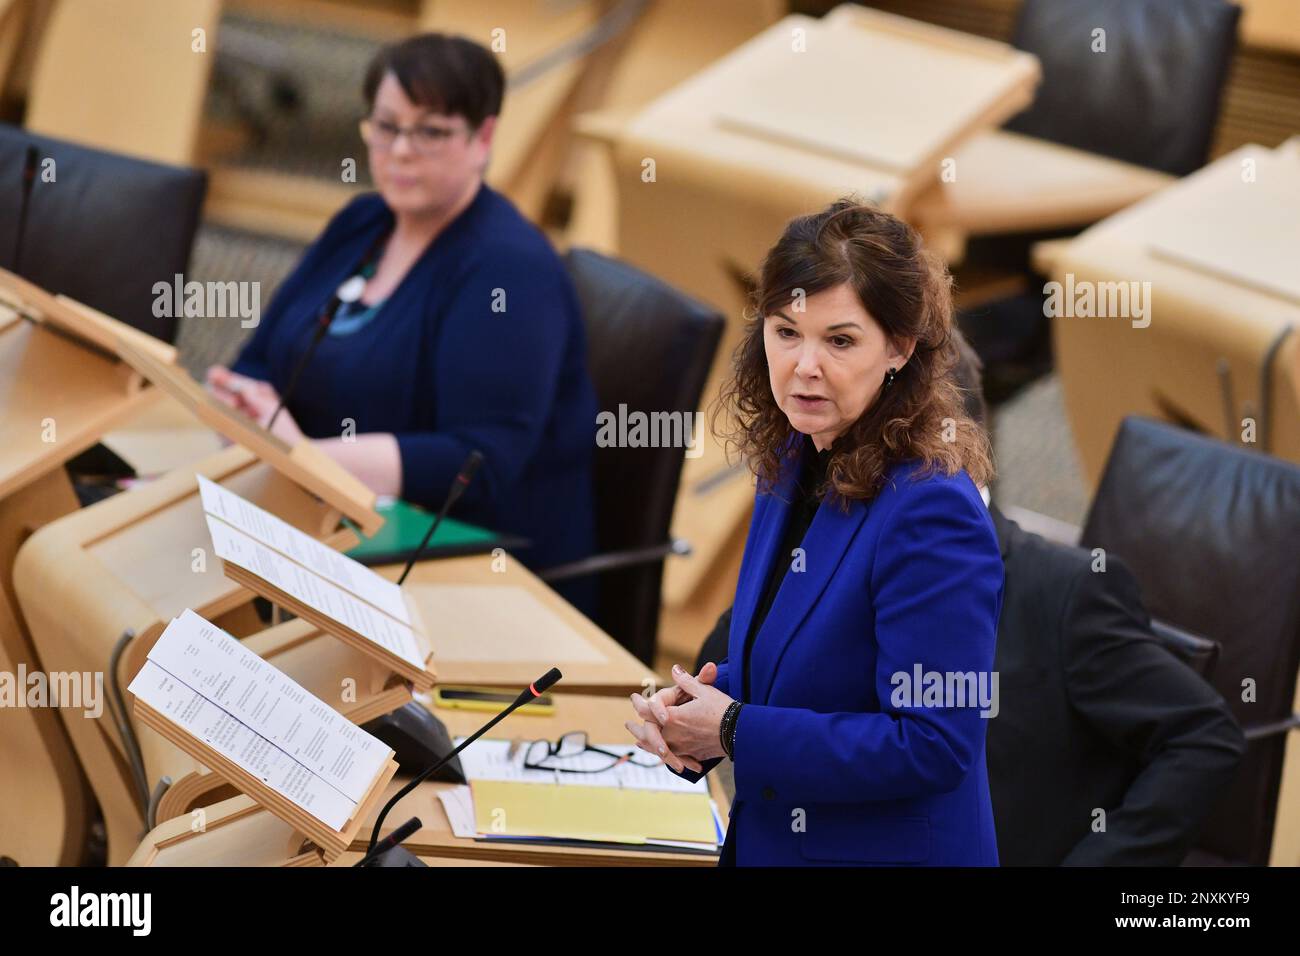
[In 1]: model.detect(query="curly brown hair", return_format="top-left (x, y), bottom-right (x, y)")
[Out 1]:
top-left (714, 198), bottom-right (993, 504)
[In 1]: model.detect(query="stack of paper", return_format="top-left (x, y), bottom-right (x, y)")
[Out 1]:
top-left (197, 475), bottom-right (435, 689)
top-left (438, 739), bottom-right (724, 852)
top-left (129, 609), bottom-right (398, 860)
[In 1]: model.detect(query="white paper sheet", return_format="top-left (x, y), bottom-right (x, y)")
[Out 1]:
top-left (435, 786), bottom-right (478, 839)
top-left (197, 475), bottom-right (411, 623)
top-left (205, 515), bottom-right (426, 670)
top-left (131, 659), bottom-right (363, 831)
top-left (454, 738), bottom-right (707, 794)
top-left (146, 608), bottom-right (391, 802)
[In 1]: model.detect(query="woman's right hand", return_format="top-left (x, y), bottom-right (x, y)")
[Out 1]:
top-left (626, 661), bottom-right (719, 773)
top-left (205, 365), bottom-right (263, 412)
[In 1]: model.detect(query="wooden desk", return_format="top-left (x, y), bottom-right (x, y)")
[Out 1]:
top-left (566, 0), bottom-right (785, 253)
top-left (360, 691), bottom-right (725, 866)
top-left (130, 694), bottom-right (724, 867)
top-left (909, 129), bottom-right (1174, 257)
top-left (12, 444), bottom-right (364, 864)
top-left (1042, 142), bottom-right (1300, 488)
top-left (24, 0), bottom-right (220, 166)
top-left (15, 445), bottom-right (657, 863)
top-left (0, 306), bottom-right (162, 866)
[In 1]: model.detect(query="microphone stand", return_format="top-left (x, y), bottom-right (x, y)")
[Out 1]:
top-left (358, 668), bottom-right (562, 866)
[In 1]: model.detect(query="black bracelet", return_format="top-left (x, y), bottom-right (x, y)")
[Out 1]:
top-left (719, 701), bottom-right (743, 760)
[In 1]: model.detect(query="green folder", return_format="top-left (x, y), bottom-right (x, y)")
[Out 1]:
top-left (344, 498), bottom-right (526, 567)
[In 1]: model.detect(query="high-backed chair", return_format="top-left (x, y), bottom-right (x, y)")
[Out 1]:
top-left (540, 249), bottom-right (722, 665)
top-left (1007, 0), bottom-right (1240, 177)
top-left (0, 124), bottom-right (207, 342)
top-left (1081, 417), bottom-right (1300, 865)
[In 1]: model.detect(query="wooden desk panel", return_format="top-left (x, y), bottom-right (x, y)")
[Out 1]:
top-left (13, 445), bottom-right (360, 864)
top-left (0, 313), bottom-right (158, 865)
top-left (0, 316), bottom-right (155, 498)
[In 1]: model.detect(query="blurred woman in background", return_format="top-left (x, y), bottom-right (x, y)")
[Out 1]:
top-left (206, 33), bottom-right (597, 606)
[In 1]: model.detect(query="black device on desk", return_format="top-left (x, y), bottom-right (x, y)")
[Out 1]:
top-left (361, 702), bottom-right (465, 783)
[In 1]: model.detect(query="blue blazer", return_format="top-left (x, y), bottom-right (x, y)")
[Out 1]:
top-left (691, 451), bottom-right (1004, 866)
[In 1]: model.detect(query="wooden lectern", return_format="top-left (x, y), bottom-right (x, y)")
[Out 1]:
top-left (147, 552), bottom-right (661, 833)
top-left (11, 326), bottom-right (385, 864)
top-left (13, 311), bottom-right (659, 865)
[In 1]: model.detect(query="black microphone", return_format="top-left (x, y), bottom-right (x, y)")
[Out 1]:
top-left (265, 274), bottom-right (365, 432)
top-left (395, 449), bottom-right (484, 585)
top-left (12, 144), bottom-right (38, 276)
top-left (362, 667), bottom-right (563, 858)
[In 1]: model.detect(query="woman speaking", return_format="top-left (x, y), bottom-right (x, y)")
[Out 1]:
top-left (626, 200), bottom-right (1003, 866)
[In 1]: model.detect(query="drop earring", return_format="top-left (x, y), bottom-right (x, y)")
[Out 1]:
top-left (883, 367), bottom-right (897, 388)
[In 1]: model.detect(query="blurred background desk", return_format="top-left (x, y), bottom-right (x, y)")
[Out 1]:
top-left (1040, 142), bottom-right (1300, 484)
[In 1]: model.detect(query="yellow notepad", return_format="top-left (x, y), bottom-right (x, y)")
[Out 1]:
top-left (470, 780), bottom-right (716, 845)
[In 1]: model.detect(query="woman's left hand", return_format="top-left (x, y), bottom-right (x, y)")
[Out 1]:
top-left (655, 663), bottom-right (734, 763)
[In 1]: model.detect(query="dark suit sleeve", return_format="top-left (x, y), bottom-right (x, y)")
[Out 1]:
top-left (695, 605), bottom-right (732, 674)
top-left (1058, 556), bottom-right (1245, 866)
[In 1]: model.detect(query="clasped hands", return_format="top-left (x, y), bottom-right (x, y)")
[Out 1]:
top-left (625, 662), bottom-right (734, 773)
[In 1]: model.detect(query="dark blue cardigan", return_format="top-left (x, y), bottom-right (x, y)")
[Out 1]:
top-left (232, 186), bottom-right (598, 597)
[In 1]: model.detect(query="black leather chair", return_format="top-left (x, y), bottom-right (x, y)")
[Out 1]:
top-left (0, 123), bottom-right (207, 343)
top-left (539, 249), bottom-right (723, 665)
top-left (1151, 618), bottom-right (1221, 682)
top-left (959, 0), bottom-right (1241, 398)
top-left (1007, 0), bottom-right (1240, 177)
top-left (1081, 417), bottom-right (1300, 865)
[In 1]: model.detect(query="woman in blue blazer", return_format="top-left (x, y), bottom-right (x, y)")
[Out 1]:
top-left (204, 35), bottom-right (597, 607)
top-left (626, 200), bottom-right (1004, 865)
